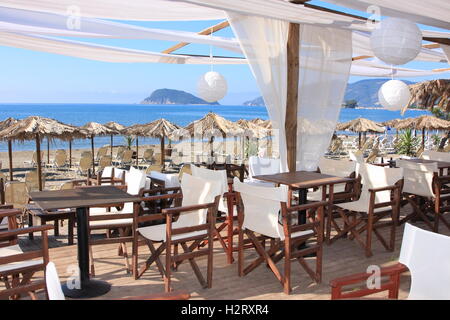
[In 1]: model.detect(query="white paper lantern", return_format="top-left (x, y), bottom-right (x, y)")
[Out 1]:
top-left (378, 80), bottom-right (411, 111)
top-left (197, 71), bottom-right (228, 102)
top-left (370, 17), bottom-right (422, 65)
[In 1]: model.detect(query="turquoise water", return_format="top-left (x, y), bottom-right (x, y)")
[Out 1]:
top-left (0, 103), bottom-right (430, 152)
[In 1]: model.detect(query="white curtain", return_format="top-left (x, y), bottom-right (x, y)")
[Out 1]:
top-left (228, 13), bottom-right (352, 172)
top-left (296, 25), bottom-right (352, 171)
top-left (443, 45), bottom-right (450, 64)
top-left (227, 13), bottom-right (289, 172)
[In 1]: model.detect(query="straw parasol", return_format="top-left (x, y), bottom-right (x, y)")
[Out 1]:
top-left (104, 121), bottom-right (125, 157)
top-left (0, 116), bottom-right (81, 190)
top-left (395, 115), bottom-right (450, 148)
top-left (336, 118), bottom-right (385, 149)
top-left (124, 118), bottom-right (180, 169)
top-left (0, 118), bottom-right (17, 180)
top-left (173, 112), bottom-right (243, 159)
top-left (406, 79), bottom-right (450, 112)
top-left (79, 122), bottom-right (119, 173)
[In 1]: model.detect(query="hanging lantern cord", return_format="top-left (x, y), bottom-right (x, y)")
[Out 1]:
top-left (210, 27), bottom-right (213, 72)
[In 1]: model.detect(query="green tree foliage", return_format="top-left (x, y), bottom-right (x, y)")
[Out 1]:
top-left (124, 136), bottom-right (135, 150)
top-left (343, 99), bottom-right (358, 108)
top-left (395, 129), bottom-right (419, 156)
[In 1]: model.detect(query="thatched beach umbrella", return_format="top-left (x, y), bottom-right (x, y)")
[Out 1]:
top-left (396, 115), bottom-right (450, 148)
top-left (80, 122), bottom-right (119, 173)
top-left (336, 118), bottom-right (385, 149)
top-left (405, 79), bottom-right (450, 112)
top-left (173, 112), bottom-right (243, 160)
top-left (0, 116), bottom-right (80, 190)
top-left (125, 119), bottom-right (180, 169)
top-left (0, 118), bottom-right (17, 181)
top-left (104, 121), bottom-right (125, 157)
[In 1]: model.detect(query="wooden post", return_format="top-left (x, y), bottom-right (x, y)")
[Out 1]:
top-left (161, 136), bottom-right (165, 171)
top-left (110, 134), bottom-right (114, 158)
top-left (285, 23), bottom-right (300, 173)
top-left (69, 140), bottom-right (72, 168)
top-left (91, 136), bottom-right (95, 174)
top-left (36, 134), bottom-right (43, 191)
top-left (358, 132), bottom-right (362, 149)
top-left (8, 140), bottom-right (13, 181)
top-left (47, 138), bottom-right (50, 164)
top-left (135, 136), bottom-right (139, 166)
top-left (422, 128), bottom-right (425, 149)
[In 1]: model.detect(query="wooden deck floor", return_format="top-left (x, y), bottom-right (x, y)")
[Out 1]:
top-left (6, 208), bottom-right (448, 300)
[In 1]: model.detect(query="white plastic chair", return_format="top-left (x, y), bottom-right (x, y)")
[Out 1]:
top-left (234, 178), bottom-right (326, 294)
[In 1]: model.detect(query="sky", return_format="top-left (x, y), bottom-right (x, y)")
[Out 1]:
top-left (0, 1), bottom-right (448, 105)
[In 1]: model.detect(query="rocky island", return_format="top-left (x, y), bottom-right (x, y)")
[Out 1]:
top-left (140, 88), bottom-right (219, 105)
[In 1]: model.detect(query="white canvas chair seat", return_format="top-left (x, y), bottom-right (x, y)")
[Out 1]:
top-left (0, 244), bottom-right (43, 273)
top-left (137, 223), bottom-right (207, 242)
top-left (307, 184), bottom-right (347, 202)
top-left (148, 171), bottom-right (180, 188)
top-left (336, 199), bottom-right (392, 214)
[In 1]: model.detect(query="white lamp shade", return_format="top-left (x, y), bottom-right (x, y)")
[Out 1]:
top-left (197, 71), bottom-right (228, 103)
top-left (370, 17), bottom-right (422, 65)
top-left (378, 80), bottom-right (411, 111)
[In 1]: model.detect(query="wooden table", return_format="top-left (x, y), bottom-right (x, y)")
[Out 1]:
top-left (29, 186), bottom-right (140, 298)
top-left (253, 171), bottom-right (352, 222)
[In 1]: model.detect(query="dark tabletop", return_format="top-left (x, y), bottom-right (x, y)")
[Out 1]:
top-left (29, 186), bottom-right (141, 211)
top-left (253, 171), bottom-right (352, 189)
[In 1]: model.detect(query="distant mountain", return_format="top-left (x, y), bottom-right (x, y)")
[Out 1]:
top-left (344, 79), bottom-right (414, 107)
top-left (241, 79), bottom-right (416, 107)
top-left (243, 96), bottom-right (265, 106)
top-left (140, 89), bottom-right (219, 105)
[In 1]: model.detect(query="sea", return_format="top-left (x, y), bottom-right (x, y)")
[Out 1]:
top-left (0, 103), bottom-right (431, 152)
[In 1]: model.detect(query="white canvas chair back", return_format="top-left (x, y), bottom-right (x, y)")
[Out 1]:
top-left (318, 157), bottom-right (356, 178)
top-left (248, 156), bottom-right (280, 180)
top-left (32, 151), bottom-right (44, 165)
top-left (178, 164), bottom-right (192, 182)
top-left (175, 174), bottom-right (222, 227)
top-left (191, 165), bottom-right (228, 212)
top-left (81, 151), bottom-right (92, 159)
top-left (122, 150), bottom-right (133, 163)
top-left (119, 167), bottom-right (146, 213)
top-left (45, 262), bottom-right (65, 300)
top-left (116, 146), bottom-right (125, 159)
top-left (234, 178), bottom-right (289, 240)
top-left (96, 146), bottom-right (108, 159)
top-left (357, 163), bottom-right (403, 205)
top-left (399, 224), bottom-right (450, 300)
top-left (101, 166), bottom-right (114, 179)
top-left (396, 160), bottom-right (437, 198)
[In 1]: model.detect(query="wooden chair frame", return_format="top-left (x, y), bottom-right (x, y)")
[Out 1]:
top-left (400, 173), bottom-right (450, 233)
top-left (132, 192), bottom-right (220, 293)
top-left (236, 193), bottom-right (326, 295)
top-left (330, 262), bottom-right (408, 300)
top-left (0, 209), bottom-right (52, 300)
top-left (328, 180), bottom-right (403, 257)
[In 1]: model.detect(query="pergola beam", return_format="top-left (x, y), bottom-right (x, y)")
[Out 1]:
top-left (162, 20), bottom-right (230, 54)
